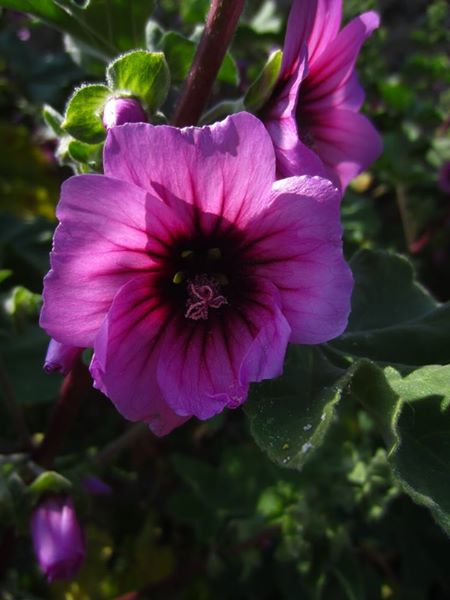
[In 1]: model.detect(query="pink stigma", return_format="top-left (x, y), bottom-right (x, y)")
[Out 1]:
top-left (185, 275), bottom-right (228, 321)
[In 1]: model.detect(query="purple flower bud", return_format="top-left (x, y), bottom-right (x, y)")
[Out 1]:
top-left (439, 162), bottom-right (450, 194)
top-left (82, 475), bottom-right (112, 496)
top-left (44, 339), bottom-right (82, 375)
top-left (31, 496), bottom-right (85, 582)
top-left (102, 97), bottom-right (148, 129)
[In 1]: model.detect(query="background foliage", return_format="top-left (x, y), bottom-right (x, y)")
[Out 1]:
top-left (0, 1), bottom-right (449, 598)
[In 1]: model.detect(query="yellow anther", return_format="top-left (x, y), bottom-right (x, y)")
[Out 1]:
top-left (215, 273), bottom-right (229, 285)
top-left (207, 247), bottom-right (222, 260)
top-left (181, 250), bottom-right (193, 259)
top-left (172, 271), bottom-right (186, 284)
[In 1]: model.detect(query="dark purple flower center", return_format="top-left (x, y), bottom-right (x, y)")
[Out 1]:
top-left (157, 226), bottom-right (249, 322)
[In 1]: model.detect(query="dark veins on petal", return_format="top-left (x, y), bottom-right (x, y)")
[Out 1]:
top-left (149, 218), bottom-right (257, 323)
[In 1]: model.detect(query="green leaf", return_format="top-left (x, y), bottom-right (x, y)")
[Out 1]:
top-left (180, 0), bottom-right (209, 25)
top-left (249, 0), bottom-right (282, 34)
top-left (0, 270), bottom-right (12, 285)
top-left (348, 250), bottom-right (437, 331)
top-left (4, 286), bottom-right (42, 329)
top-left (244, 50), bottom-right (282, 112)
top-left (67, 139), bottom-right (103, 168)
top-left (0, 1), bottom-right (156, 64)
top-left (0, 0), bottom-right (102, 52)
top-left (106, 50), bottom-right (170, 113)
top-left (42, 104), bottom-right (65, 136)
top-left (29, 470), bottom-right (72, 502)
top-left (389, 366), bottom-right (450, 535)
top-left (159, 31), bottom-right (238, 86)
top-left (245, 346), bottom-right (355, 469)
top-left (145, 20), bottom-right (164, 52)
top-left (341, 191), bottom-right (381, 246)
top-left (351, 362), bottom-right (450, 536)
top-left (62, 84), bottom-right (111, 144)
top-left (158, 32), bottom-right (193, 83)
top-left (0, 325), bottom-right (62, 405)
top-left (332, 250), bottom-right (450, 367)
top-left (379, 76), bottom-right (414, 112)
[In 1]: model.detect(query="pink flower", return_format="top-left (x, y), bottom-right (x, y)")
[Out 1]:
top-left (31, 495), bottom-right (85, 582)
top-left (82, 475), bottom-right (112, 496)
top-left (262, 0), bottom-right (382, 190)
top-left (102, 97), bottom-right (148, 129)
top-left (44, 339), bottom-right (82, 375)
top-left (40, 113), bottom-right (352, 435)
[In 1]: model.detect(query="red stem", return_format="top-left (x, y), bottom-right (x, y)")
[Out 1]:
top-left (33, 357), bottom-right (91, 469)
top-left (172, 0), bottom-right (245, 127)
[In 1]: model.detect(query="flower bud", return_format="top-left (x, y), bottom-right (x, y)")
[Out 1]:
top-left (44, 339), bottom-right (82, 375)
top-left (102, 96), bottom-right (148, 129)
top-left (31, 495), bottom-right (85, 582)
top-left (82, 475), bottom-right (112, 496)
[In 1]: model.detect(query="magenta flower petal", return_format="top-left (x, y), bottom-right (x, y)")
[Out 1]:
top-left (265, 118), bottom-right (327, 180)
top-left (280, 0), bottom-right (316, 76)
top-left (31, 496), bottom-right (85, 582)
top-left (303, 12), bottom-right (380, 106)
top-left (263, 51), bottom-right (327, 179)
top-left (90, 275), bottom-right (189, 435)
top-left (40, 175), bottom-right (157, 347)
top-left (310, 109), bottom-right (383, 189)
top-left (156, 278), bottom-right (291, 419)
top-left (42, 112), bottom-right (353, 431)
top-left (104, 113), bottom-right (275, 228)
top-left (307, 0), bottom-right (343, 65)
top-left (247, 175), bottom-right (352, 343)
top-left (82, 475), bottom-right (112, 496)
top-left (262, 1), bottom-right (381, 189)
top-left (44, 339), bottom-right (82, 375)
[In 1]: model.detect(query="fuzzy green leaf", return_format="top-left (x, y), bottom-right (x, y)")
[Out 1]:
top-left (42, 104), bottom-right (65, 136)
top-left (106, 50), bottom-right (170, 113)
top-left (62, 84), bottom-right (111, 144)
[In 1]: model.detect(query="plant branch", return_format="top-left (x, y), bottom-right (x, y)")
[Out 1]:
top-left (33, 357), bottom-right (91, 469)
top-left (395, 183), bottom-right (416, 251)
top-left (172, 0), bottom-right (245, 127)
top-left (93, 423), bottom-right (148, 467)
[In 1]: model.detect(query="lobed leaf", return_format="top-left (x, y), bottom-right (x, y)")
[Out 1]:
top-left (332, 249), bottom-right (450, 367)
top-left (62, 83), bottom-right (111, 144)
top-left (106, 50), bottom-right (170, 113)
top-left (351, 362), bottom-right (450, 536)
top-left (245, 346), bottom-right (354, 469)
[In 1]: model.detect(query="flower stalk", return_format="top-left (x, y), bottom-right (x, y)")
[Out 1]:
top-left (173, 0), bottom-right (245, 126)
top-left (33, 357), bottom-right (91, 469)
